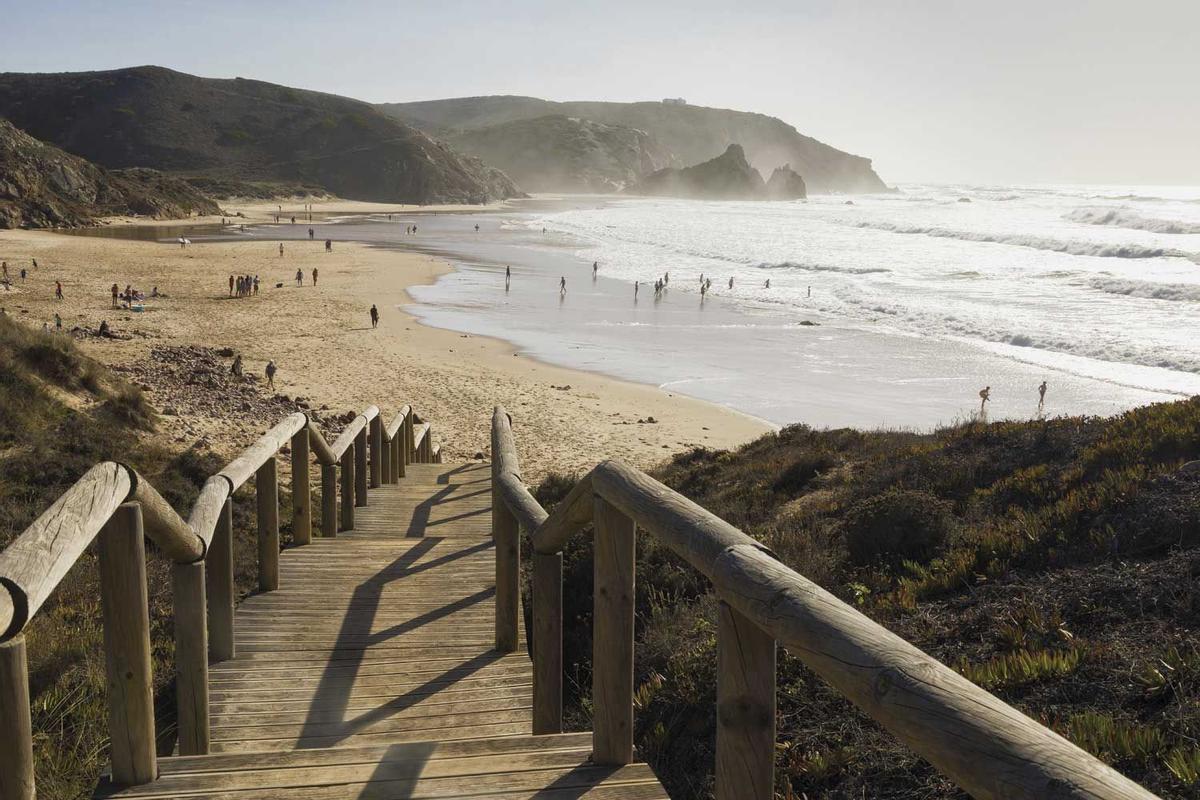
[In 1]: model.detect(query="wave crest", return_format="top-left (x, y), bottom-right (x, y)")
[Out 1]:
top-left (1066, 207), bottom-right (1200, 235)
top-left (853, 221), bottom-right (1198, 261)
top-left (1086, 278), bottom-right (1200, 303)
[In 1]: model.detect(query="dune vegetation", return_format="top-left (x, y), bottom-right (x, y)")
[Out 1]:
top-left (532, 399), bottom-right (1200, 798)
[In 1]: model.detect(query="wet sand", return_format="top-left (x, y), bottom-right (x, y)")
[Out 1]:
top-left (0, 207), bottom-right (769, 480)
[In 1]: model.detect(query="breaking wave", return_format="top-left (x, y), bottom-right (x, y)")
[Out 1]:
top-left (1065, 207), bottom-right (1200, 235)
top-left (853, 221), bottom-right (1198, 261)
top-left (757, 260), bottom-right (890, 275)
top-left (1086, 278), bottom-right (1200, 303)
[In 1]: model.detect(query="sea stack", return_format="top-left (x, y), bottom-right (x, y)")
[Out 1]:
top-left (766, 164), bottom-right (807, 199)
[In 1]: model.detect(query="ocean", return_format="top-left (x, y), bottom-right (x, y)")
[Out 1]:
top-left (161, 185), bottom-right (1199, 431)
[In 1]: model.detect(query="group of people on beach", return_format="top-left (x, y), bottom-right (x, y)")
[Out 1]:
top-left (111, 283), bottom-right (161, 308)
top-left (1, 260), bottom-right (33, 291)
top-left (230, 274), bottom-right (260, 297)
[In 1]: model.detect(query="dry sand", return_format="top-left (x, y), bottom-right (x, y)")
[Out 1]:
top-left (0, 214), bottom-right (769, 481)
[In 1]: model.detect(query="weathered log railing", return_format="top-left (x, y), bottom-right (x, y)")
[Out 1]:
top-left (0, 404), bottom-right (440, 800)
top-left (490, 406), bottom-right (1161, 800)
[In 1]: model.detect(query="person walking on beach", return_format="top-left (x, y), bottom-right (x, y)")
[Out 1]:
top-left (505, 266), bottom-right (511, 291)
top-left (279, 243), bottom-right (285, 257)
top-left (229, 274), bottom-right (235, 297)
top-left (55, 312), bottom-right (62, 331)
top-left (325, 239), bottom-right (332, 252)
top-left (111, 283), bottom-right (119, 308)
top-left (765, 278), bottom-right (771, 289)
top-left (369, 304), bottom-right (379, 328)
top-left (664, 272), bottom-right (669, 286)
top-left (265, 360), bottom-right (277, 390)
top-left (979, 386), bottom-right (990, 415)
top-left (253, 275), bottom-right (260, 295)
top-left (55, 281), bottom-right (63, 301)
top-left (1038, 381), bottom-right (1048, 414)
top-left (312, 267), bottom-right (318, 286)
top-left (559, 276), bottom-right (567, 296)
top-left (295, 269), bottom-right (303, 287)
top-left (807, 285), bottom-right (811, 298)
top-left (634, 281), bottom-right (639, 299)
top-left (728, 276), bottom-right (734, 290)
top-left (592, 261), bottom-right (598, 280)
top-left (231, 354), bottom-right (243, 377)
top-left (308, 227), bottom-right (314, 240)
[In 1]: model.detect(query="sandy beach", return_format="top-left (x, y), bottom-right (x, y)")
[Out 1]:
top-left (0, 203), bottom-right (769, 480)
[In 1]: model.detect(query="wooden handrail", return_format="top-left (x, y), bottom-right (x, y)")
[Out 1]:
top-left (0, 399), bottom-right (436, 798)
top-left (491, 406), bottom-right (1162, 800)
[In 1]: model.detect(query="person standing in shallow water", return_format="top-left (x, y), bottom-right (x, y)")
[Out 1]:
top-left (505, 266), bottom-right (511, 292)
top-left (559, 276), bottom-right (566, 296)
top-left (370, 304), bottom-right (380, 328)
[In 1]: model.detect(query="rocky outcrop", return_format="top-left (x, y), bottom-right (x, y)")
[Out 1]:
top-left (0, 66), bottom-right (523, 204)
top-left (382, 95), bottom-right (889, 194)
top-left (445, 115), bottom-right (675, 192)
top-left (0, 118), bottom-right (218, 228)
top-left (766, 164), bottom-right (807, 199)
top-left (628, 144), bottom-right (767, 200)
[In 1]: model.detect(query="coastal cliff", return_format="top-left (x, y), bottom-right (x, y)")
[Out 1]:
top-left (0, 66), bottom-right (523, 204)
top-left (381, 95), bottom-right (888, 194)
top-left (766, 164), bottom-right (808, 199)
top-left (445, 114), bottom-right (675, 192)
top-left (0, 118), bottom-right (217, 228)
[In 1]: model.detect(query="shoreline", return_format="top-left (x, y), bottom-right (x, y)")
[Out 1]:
top-left (0, 207), bottom-right (771, 480)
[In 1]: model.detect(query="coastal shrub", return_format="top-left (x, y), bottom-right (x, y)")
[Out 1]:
top-left (99, 386), bottom-right (157, 430)
top-left (843, 488), bottom-right (954, 568)
top-left (955, 644), bottom-right (1088, 690)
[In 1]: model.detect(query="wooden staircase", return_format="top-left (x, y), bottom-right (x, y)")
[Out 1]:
top-left (96, 462), bottom-right (668, 798)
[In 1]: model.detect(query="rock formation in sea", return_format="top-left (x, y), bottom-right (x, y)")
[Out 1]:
top-left (766, 164), bottom-right (808, 199)
top-left (628, 144), bottom-right (766, 200)
top-left (0, 118), bottom-right (218, 228)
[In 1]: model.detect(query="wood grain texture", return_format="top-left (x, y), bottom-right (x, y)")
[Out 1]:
top-left (530, 472), bottom-right (593, 554)
top-left (218, 413), bottom-right (306, 492)
top-left (532, 551), bottom-right (563, 735)
top-left (320, 464), bottom-right (337, 538)
top-left (715, 600), bottom-right (774, 800)
top-left (290, 429), bottom-right (312, 546)
top-left (329, 415), bottom-right (366, 461)
top-left (129, 471), bottom-right (205, 563)
top-left (307, 421), bottom-right (337, 466)
top-left (369, 416), bottom-right (382, 489)
top-left (255, 459), bottom-right (279, 592)
top-left (0, 462), bottom-right (131, 638)
top-left (0, 636), bottom-right (34, 800)
top-left (187, 476), bottom-right (231, 550)
top-left (354, 428), bottom-right (368, 507)
top-left (206, 498), bottom-right (235, 662)
top-left (98, 503), bottom-right (156, 786)
top-left (172, 562), bottom-right (210, 755)
top-left (592, 496), bottom-right (635, 766)
top-left (339, 447), bottom-right (354, 532)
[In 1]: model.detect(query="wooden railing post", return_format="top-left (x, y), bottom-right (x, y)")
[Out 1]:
top-left (381, 433), bottom-right (393, 485)
top-left (355, 428), bottom-right (368, 506)
top-left (207, 496), bottom-right (235, 661)
top-left (173, 561), bottom-right (210, 755)
top-left (404, 414), bottom-right (413, 472)
top-left (369, 416), bottom-right (382, 489)
top-left (321, 463), bottom-right (337, 537)
top-left (98, 502), bottom-right (156, 785)
top-left (593, 496), bottom-right (636, 765)
top-left (340, 445), bottom-right (355, 531)
top-left (291, 428), bottom-right (311, 545)
top-left (493, 478), bottom-right (520, 653)
top-left (256, 458), bottom-right (279, 591)
top-left (393, 430), bottom-right (403, 480)
top-left (532, 551), bottom-right (563, 734)
top-left (0, 635), bottom-right (35, 800)
top-left (716, 600), bottom-right (775, 800)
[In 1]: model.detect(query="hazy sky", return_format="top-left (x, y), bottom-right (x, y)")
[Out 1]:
top-left (2, 0), bottom-right (1197, 186)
